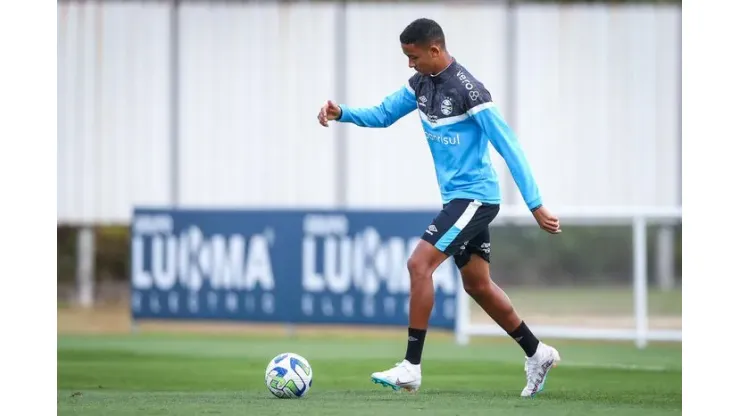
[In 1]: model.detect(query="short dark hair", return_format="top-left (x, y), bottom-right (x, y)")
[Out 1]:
top-left (399, 18), bottom-right (446, 48)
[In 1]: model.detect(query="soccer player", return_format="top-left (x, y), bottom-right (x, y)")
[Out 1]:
top-left (317, 18), bottom-right (562, 397)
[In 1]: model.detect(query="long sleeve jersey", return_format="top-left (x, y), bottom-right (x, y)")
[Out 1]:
top-left (337, 59), bottom-right (543, 210)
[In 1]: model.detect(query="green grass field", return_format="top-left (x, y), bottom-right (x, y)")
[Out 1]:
top-left (502, 287), bottom-right (682, 316)
top-left (57, 332), bottom-right (681, 415)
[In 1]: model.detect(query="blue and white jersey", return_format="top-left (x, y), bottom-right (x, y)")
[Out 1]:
top-left (337, 60), bottom-right (542, 210)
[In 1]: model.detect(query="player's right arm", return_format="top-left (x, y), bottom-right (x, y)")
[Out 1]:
top-left (318, 84), bottom-right (417, 128)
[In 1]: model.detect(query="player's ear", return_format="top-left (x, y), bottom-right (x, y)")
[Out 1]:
top-left (429, 44), bottom-right (441, 58)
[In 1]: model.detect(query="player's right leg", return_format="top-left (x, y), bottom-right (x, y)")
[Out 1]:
top-left (371, 199), bottom-right (483, 392)
top-left (370, 238), bottom-right (447, 392)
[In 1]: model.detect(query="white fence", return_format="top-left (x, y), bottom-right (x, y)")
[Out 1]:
top-left (454, 207), bottom-right (682, 348)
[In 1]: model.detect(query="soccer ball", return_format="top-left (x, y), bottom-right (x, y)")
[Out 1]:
top-left (264, 352), bottom-right (313, 398)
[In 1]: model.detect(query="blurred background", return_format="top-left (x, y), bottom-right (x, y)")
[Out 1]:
top-left (57, 0), bottom-right (681, 346)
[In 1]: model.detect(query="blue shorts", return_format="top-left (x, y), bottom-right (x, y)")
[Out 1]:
top-left (420, 198), bottom-right (500, 269)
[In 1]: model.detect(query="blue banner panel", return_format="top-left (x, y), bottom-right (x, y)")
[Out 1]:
top-left (130, 208), bottom-right (459, 329)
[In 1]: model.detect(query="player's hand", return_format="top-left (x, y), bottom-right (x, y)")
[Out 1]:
top-left (317, 100), bottom-right (342, 127)
top-left (532, 206), bottom-right (561, 234)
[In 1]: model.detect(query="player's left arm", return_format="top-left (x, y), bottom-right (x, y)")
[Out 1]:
top-left (469, 100), bottom-right (542, 211)
top-left (468, 89), bottom-right (561, 233)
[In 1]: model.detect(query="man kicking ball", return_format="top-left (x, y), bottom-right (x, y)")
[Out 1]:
top-left (317, 18), bottom-right (562, 397)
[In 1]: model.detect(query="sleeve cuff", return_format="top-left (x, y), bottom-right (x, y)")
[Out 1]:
top-left (527, 198), bottom-right (543, 211)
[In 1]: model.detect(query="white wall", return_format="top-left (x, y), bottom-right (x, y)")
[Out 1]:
top-left (57, 1), bottom-right (681, 223)
top-left (58, 2), bottom-right (172, 223)
top-left (512, 4), bottom-right (681, 209)
top-left (177, 2), bottom-right (339, 208)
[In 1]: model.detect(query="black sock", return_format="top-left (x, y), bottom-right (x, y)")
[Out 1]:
top-left (508, 321), bottom-right (540, 357)
top-left (404, 327), bottom-right (427, 365)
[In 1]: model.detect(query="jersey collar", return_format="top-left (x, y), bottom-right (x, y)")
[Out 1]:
top-left (430, 58), bottom-right (457, 84)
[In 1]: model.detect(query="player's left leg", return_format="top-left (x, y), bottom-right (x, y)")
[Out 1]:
top-left (455, 233), bottom-right (560, 397)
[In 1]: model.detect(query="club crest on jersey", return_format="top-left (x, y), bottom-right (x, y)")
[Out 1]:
top-left (440, 97), bottom-right (453, 116)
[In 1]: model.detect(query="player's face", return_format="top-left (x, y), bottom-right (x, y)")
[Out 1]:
top-left (401, 43), bottom-right (442, 75)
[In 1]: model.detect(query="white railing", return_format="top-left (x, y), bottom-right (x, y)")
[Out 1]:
top-left (454, 206), bottom-right (682, 349)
